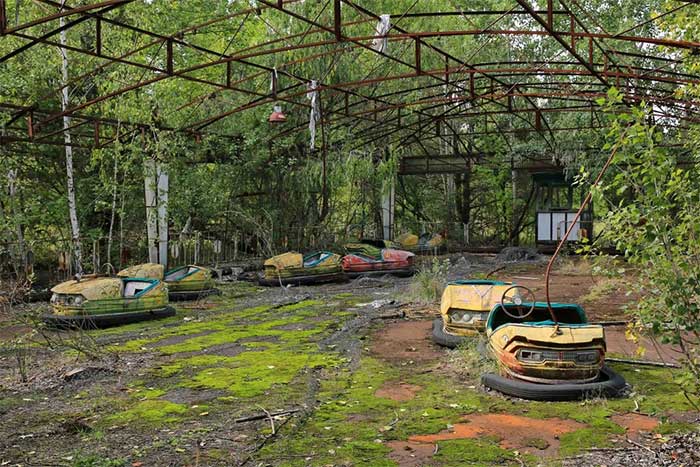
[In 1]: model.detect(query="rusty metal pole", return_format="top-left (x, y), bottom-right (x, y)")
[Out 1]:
top-left (544, 139), bottom-right (624, 324)
top-left (333, 0), bottom-right (341, 41)
top-left (0, 0), bottom-right (7, 34)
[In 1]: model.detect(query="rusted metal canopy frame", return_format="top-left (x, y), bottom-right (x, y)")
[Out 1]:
top-left (1, 1), bottom-right (698, 153)
top-left (271, 78), bottom-right (695, 149)
top-left (281, 0), bottom-right (560, 148)
top-left (179, 29), bottom-right (699, 141)
top-left (6, 6), bottom-right (421, 144)
top-left (267, 65), bottom-right (699, 151)
top-left (3, 1), bottom-right (570, 145)
top-left (1, 0), bottom-right (325, 138)
top-left (4, 10), bottom-right (696, 119)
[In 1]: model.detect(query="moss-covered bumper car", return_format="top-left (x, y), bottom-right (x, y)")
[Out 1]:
top-left (342, 243), bottom-right (415, 278)
top-left (43, 275), bottom-right (174, 328)
top-left (431, 280), bottom-right (516, 348)
top-left (259, 251), bottom-right (346, 286)
top-left (481, 287), bottom-right (626, 400)
top-left (164, 265), bottom-right (220, 301)
top-left (397, 232), bottom-right (445, 253)
top-left (118, 263), bottom-right (220, 300)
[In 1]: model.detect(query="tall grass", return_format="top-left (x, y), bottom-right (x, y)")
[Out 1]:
top-left (409, 257), bottom-right (450, 304)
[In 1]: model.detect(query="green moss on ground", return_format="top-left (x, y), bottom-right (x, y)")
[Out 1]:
top-left (94, 297), bottom-right (353, 434)
top-left (257, 356), bottom-right (511, 466)
top-left (179, 347), bottom-right (343, 397)
top-left (105, 399), bottom-right (188, 427)
top-left (26, 286), bottom-right (700, 466)
top-left (71, 454), bottom-right (127, 467)
top-left (432, 438), bottom-right (516, 466)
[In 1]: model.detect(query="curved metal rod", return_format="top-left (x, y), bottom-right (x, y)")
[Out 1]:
top-left (544, 136), bottom-right (625, 324)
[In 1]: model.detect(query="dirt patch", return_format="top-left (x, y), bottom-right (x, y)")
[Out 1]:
top-left (375, 381), bottom-right (422, 402)
top-left (162, 387), bottom-right (226, 404)
top-left (270, 322), bottom-right (319, 331)
top-left (605, 328), bottom-right (681, 364)
top-left (204, 343), bottom-right (248, 357)
top-left (501, 267), bottom-right (633, 322)
top-left (611, 413), bottom-right (659, 440)
top-left (237, 335), bottom-right (280, 344)
top-left (407, 413), bottom-right (586, 456)
top-left (369, 320), bottom-right (441, 364)
top-left (0, 324), bottom-right (32, 340)
top-left (154, 330), bottom-right (216, 347)
top-left (386, 441), bottom-right (436, 467)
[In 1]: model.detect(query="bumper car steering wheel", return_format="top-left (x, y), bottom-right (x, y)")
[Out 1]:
top-left (500, 285), bottom-right (536, 319)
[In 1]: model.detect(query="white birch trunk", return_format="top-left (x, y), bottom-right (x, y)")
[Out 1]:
top-left (144, 157), bottom-right (159, 263)
top-left (381, 178), bottom-right (395, 240)
top-left (107, 153), bottom-right (118, 267)
top-left (59, 11), bottom-right (82, 274)
top-left (7, 170), bottom-right (26, 276)
top-left (156, 164), bottom-right (169, 269)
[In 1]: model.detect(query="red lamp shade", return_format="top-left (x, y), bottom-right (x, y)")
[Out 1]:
top-left (269, 105), bottom-right (287, 123)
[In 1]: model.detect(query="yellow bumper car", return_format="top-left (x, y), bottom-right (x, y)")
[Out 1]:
top-left (259, 251), bottom-right (346, 286)
top-left (481, 286), bottom-right (626, 400)
top-left (432, 280), bottom-right (516, 348)
top-left (43, 273), bottom-right (173, 329)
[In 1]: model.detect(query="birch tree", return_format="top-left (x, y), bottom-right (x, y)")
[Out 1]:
top-left (59, 4), bottom-right (82, 274)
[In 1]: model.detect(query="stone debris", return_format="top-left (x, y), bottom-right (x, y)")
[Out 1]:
top-left (563, 431), bottom-right (700, 467)
top-left (495, 246), bottom-right (540, 263)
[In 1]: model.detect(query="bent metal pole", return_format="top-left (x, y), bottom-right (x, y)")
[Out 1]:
top-left (544, 139), bottom-right (624, 324)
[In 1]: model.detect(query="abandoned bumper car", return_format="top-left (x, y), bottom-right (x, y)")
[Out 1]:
top-left (259, 251), bottom-right (345, 286)
top-left (433, 282), bottom-right (626, 400)
top-left (44, 273), bottom-right (174, 328)
top-left (481, 286), bottom-right (626, 400)
top-left (119, 263), bottom-right (220, 300)
top-left (432, 280), bottom-right (516, 348)
top-left (342, 241), bottom-right (415, 278)
top-left (397, 232), bottom-right (446, 253)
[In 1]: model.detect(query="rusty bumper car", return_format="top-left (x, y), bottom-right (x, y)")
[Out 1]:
top-left (258, 251), bottom-right (346, 286)
top-left (43, 273), bottom-right (174, 329)
top-left (397, 232), bottom-right (446, 253)
top-left (481, 286), bottom-right (626, 400)
top-left (163, 265), bottom-right (220, 301)
top-left (118, 263), bottom-right (220, 301)
top-left (432, 280), bottom-right (516, 348)
top-left (342, 242), bottom-right (415, 278)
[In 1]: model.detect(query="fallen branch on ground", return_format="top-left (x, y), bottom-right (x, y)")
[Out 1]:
top-left (606, 357), bottom-right (680, 368)
top-left (235, 408), bottom-right (300, 423)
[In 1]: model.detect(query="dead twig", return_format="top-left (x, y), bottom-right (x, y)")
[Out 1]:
top-left (486, 265), bottom-right (506, 278)
top-left (605, 357), bottom-right (680, 368)
top-left (590, 321), bottom-right (629, 326)
top-left (372, 312), bottom-right (405, 320)
top-left (585, 447), bottom-right (637, 452)
top-left (257, 405), bottom-right (275, 435)
top-left (234, 408), bottom-right (300, 423)
top-left (237, 413), bottom-right (293, 467)
top-left (626, 437), bottom-right (657, 456)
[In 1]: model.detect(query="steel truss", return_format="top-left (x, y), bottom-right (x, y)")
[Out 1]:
top-left (0, 0), bottom-right (698, 162)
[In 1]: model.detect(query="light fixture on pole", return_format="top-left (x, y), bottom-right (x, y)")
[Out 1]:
top-left (269, 105), bottom-right (287, 123)
top-left (267, 67), bottom-right (286, 123)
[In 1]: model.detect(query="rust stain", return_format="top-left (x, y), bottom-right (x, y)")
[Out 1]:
top-left (408, 413), bottom-right (586, 456)
top-left (375, 382), bottom-right (423, 402)
top-left (611, 413), bottom-right (659, 440)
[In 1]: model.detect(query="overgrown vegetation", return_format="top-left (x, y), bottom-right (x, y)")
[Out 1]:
top-left (409, 257), bottom-right (450, 304)
top-left (588, 89), bottom-right (700, 403)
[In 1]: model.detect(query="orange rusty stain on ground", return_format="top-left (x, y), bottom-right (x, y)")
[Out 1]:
top-left (611, 413), bottom-right (659, 440)
top-left (375, 381), bottom-right (423, 402)
top-left (408, 413), bottom-right (586, 456)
